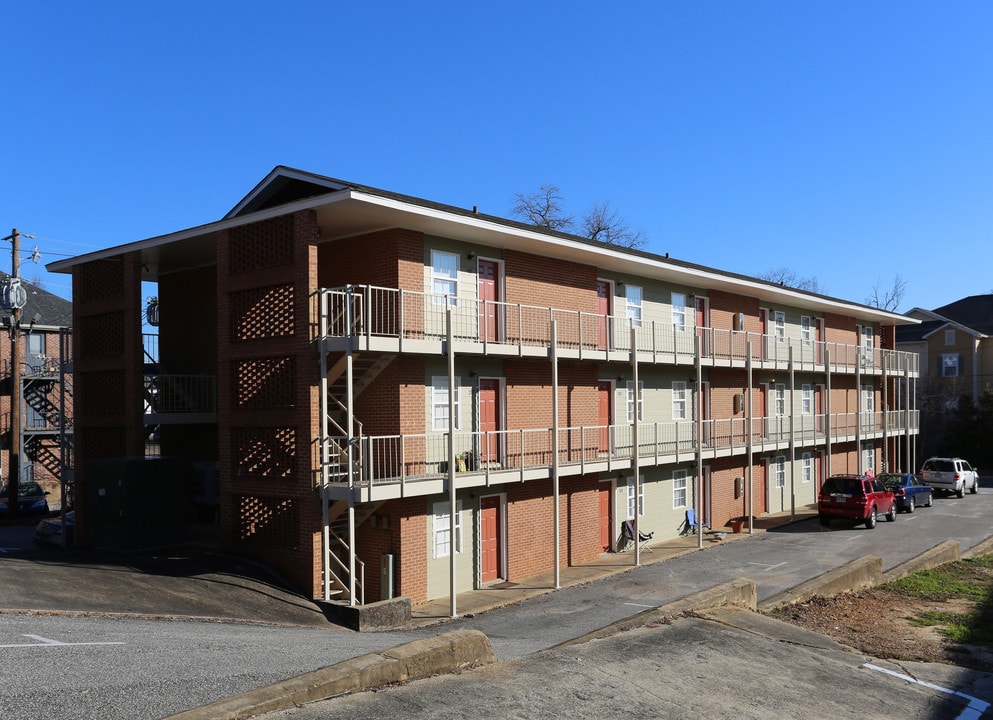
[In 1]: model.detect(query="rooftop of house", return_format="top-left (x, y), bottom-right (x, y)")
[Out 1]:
top-left (0, 271), bottom-right (72, 329)
top-left (898, 294), bottom-right (993, 343)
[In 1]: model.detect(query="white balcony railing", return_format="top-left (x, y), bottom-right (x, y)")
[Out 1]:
top-left (320, 286), bottom-right (920, 375)
top-left (326, 410), bottom-right (919, 488)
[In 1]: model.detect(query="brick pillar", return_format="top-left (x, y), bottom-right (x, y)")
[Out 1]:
top-left (216, 210), bottom-right (322, 596)
top-left (71, 254), bottom-right (144, 542)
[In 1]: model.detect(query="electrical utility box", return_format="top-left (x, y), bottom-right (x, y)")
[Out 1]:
top-left (380, 553), bottom-right (395, 601)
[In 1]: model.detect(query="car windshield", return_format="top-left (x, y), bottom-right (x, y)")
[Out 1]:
top-left (879, 474), bottom-right (905, 487)
top-left (924, 460), bottom-right (954, 472)
top-left (822, 478), bottom-right (863, 495)
top-left (0, 484), bottom-right (43, 498)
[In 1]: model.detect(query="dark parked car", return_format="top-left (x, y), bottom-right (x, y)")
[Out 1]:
top-left (0, 482), bottom-right (49, 517)
top-left (879, 472), bottom-right (933, 513)
top-left (818, 474), bottom-right (896, 529)
top-left (34, 511), bottom-right (74, 547)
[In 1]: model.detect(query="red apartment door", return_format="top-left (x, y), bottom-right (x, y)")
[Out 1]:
top-left (478, 260), bottom-right (499, 342)
top-left (597, 280), bottom-right (611, 349)
top-left (759, 308), bottom-right (769, 360)
top-left (695, 297), bottom-right (709, 357)
top-left (599, 481), bottom-right (613, 552)
top-left (479, 379), bottom-right (501, 463)
top-left (815, 317), bottom-right (824, 365)
top-left (597, 380), bottom-right (612, 454)
top-left (480, 496), bottom-right (502, 583)
top-left (815, 384), bottom-right (824, 434)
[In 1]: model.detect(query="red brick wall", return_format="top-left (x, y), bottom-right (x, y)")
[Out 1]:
top-left (708, 290), bottom-right (762, 332)
top-left (217, 210), bottom-right (325, 596)
top-left (317, 229), bottom-right (424, 290)
top-left (503, 475), bottom-right (603, 582)
top-left (504, 250), bottom-right (598, 312)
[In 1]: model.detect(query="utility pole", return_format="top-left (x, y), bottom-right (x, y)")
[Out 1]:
top-left (2, 228), bottom-right (27, 519)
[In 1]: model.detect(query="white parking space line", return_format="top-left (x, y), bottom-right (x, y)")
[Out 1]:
top-left (0, 634), bottom-right (125, 649)
top-left (747, 561), bottom-right (787, 572)
top-left (864, 663), bottom-right (990, 720)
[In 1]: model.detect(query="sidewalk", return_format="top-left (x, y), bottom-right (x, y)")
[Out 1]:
top-left (409, 505), bottom-right (818, 626)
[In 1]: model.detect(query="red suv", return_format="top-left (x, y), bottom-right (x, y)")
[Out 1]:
top-left (818, 475), bottom-right (896, 529)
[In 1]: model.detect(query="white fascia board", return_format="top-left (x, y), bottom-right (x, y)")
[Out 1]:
top-left (46, 191), bottom-right (352, 273)
top-left (921, 320), bottom-right (986, 340)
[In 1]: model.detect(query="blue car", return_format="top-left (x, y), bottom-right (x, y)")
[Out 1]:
top-left (879, 473), bottom-right (933, 513)
top-left (0, 482), bottom-right (50, 517)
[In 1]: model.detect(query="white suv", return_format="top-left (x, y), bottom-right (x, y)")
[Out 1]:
top-left (920, 457), bottom-right (979, 498)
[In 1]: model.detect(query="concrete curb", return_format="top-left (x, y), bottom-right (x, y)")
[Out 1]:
top-left (882, 540), bottom-right (961, 583)
top-left (164, 629), bottom-right (496, 720)
top-left (551, 577), bottom-right (757, 650)
top-left (757, 555), bottom-right (882, 613)
top-left (963, 535), bottom-right (993, 560)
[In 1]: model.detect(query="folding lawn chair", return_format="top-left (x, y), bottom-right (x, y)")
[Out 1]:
top-left (684, 508), bottom-right (709, 535)
top-left (622, 519), bottom-right (654, 553)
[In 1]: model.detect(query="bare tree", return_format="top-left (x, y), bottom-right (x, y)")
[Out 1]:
top-left (510, 184), bottom-right (573, 232)
top-left (511, 186), bottom-right (648, 248)
top-left (580, 199), bottom-right (648, 249)
top-left (865, 274), bottom-right (907, 312)
top-left (758, 266), bottom-right (825, 294)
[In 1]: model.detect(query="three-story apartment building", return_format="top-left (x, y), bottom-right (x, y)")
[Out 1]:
top-left (50, 167), bottom-right (919, 606)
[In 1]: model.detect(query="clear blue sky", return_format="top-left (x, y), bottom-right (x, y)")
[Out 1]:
top-left (4, 1), bottom-right (991, 312)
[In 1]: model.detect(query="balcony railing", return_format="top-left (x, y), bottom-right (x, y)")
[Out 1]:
top-left (144, 375), bottom-right (217, 414)
top-left (320, 286), bottom-right (920, 375)
top-left (325, 410), bottom-right (920, 488)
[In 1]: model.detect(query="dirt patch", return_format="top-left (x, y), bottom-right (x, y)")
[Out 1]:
top-left (769, 587), bottom-right (993, 672)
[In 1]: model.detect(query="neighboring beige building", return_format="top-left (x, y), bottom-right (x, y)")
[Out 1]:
top-left (900, 295), bottom-right (993, 405)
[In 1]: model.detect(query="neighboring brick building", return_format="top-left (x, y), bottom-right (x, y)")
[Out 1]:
top-left (0, 271), bottom-right (73, 509)
top-left (49, 167), bottom-right (920, 606)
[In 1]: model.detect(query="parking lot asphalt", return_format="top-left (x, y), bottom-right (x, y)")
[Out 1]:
top-left (0, 512), bottom-right (803, 629)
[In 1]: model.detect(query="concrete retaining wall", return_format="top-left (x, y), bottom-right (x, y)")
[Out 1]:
top-left (882, 540), bottom-right (960, 583)
top-left (758, 555), bottom-right (882, 613)
top-left (165, 629), bottom-right (496, 720)
top-left (553, 577), bottom-right (757, 650)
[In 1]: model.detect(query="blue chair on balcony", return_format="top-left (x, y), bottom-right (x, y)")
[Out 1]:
top-left (683, 508), bottom-right (709, 536)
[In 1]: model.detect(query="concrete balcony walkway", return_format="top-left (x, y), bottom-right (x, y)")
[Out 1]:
top-left (409, 504), bottom-right (819, 626)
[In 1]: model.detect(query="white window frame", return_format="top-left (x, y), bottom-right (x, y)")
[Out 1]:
top-left (672, 381), bottom-right (688, 420)
top-left (800, 316), bottom-right (811, 344)
top-left (861, 324), bottom-right (874, 350)
top-left (431, 250), bottom-right (459, 306)
top-left (672, 469), bottom-right (688, 508)
top-left (862, 445), bottom-right (876, 476)
top-left (626, 381), bottom-right (644, 423)
top-left (774, 456), bottom-right (786, 488)
top-left (431, 376), bottom-right (461, 431)
top-left (801, 384), bottom-right (812, 414)
top-left (432, 500), bottom-right (463, 558)
top-left (671, 292), bottom-right (687, 332)
top-left (942, 354), bottom-right (960, 377)
top-left (801, 453), bottom-right (814, 484)
top-left (626, 477), bottom-right (645, 518)
top-left (626, 285), bottom-right (643, 328)
top-left (773, 311), bottom-right (786, 342)
top-left (863, 384), bottom-right (874, 414)
top-left (773, 383), bottom-right (786, 417)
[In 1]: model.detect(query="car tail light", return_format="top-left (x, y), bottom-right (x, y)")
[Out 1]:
top-left (954, 472), bottom-right (961, 481)
top-left (893, 488), bottom-right (905, 495)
